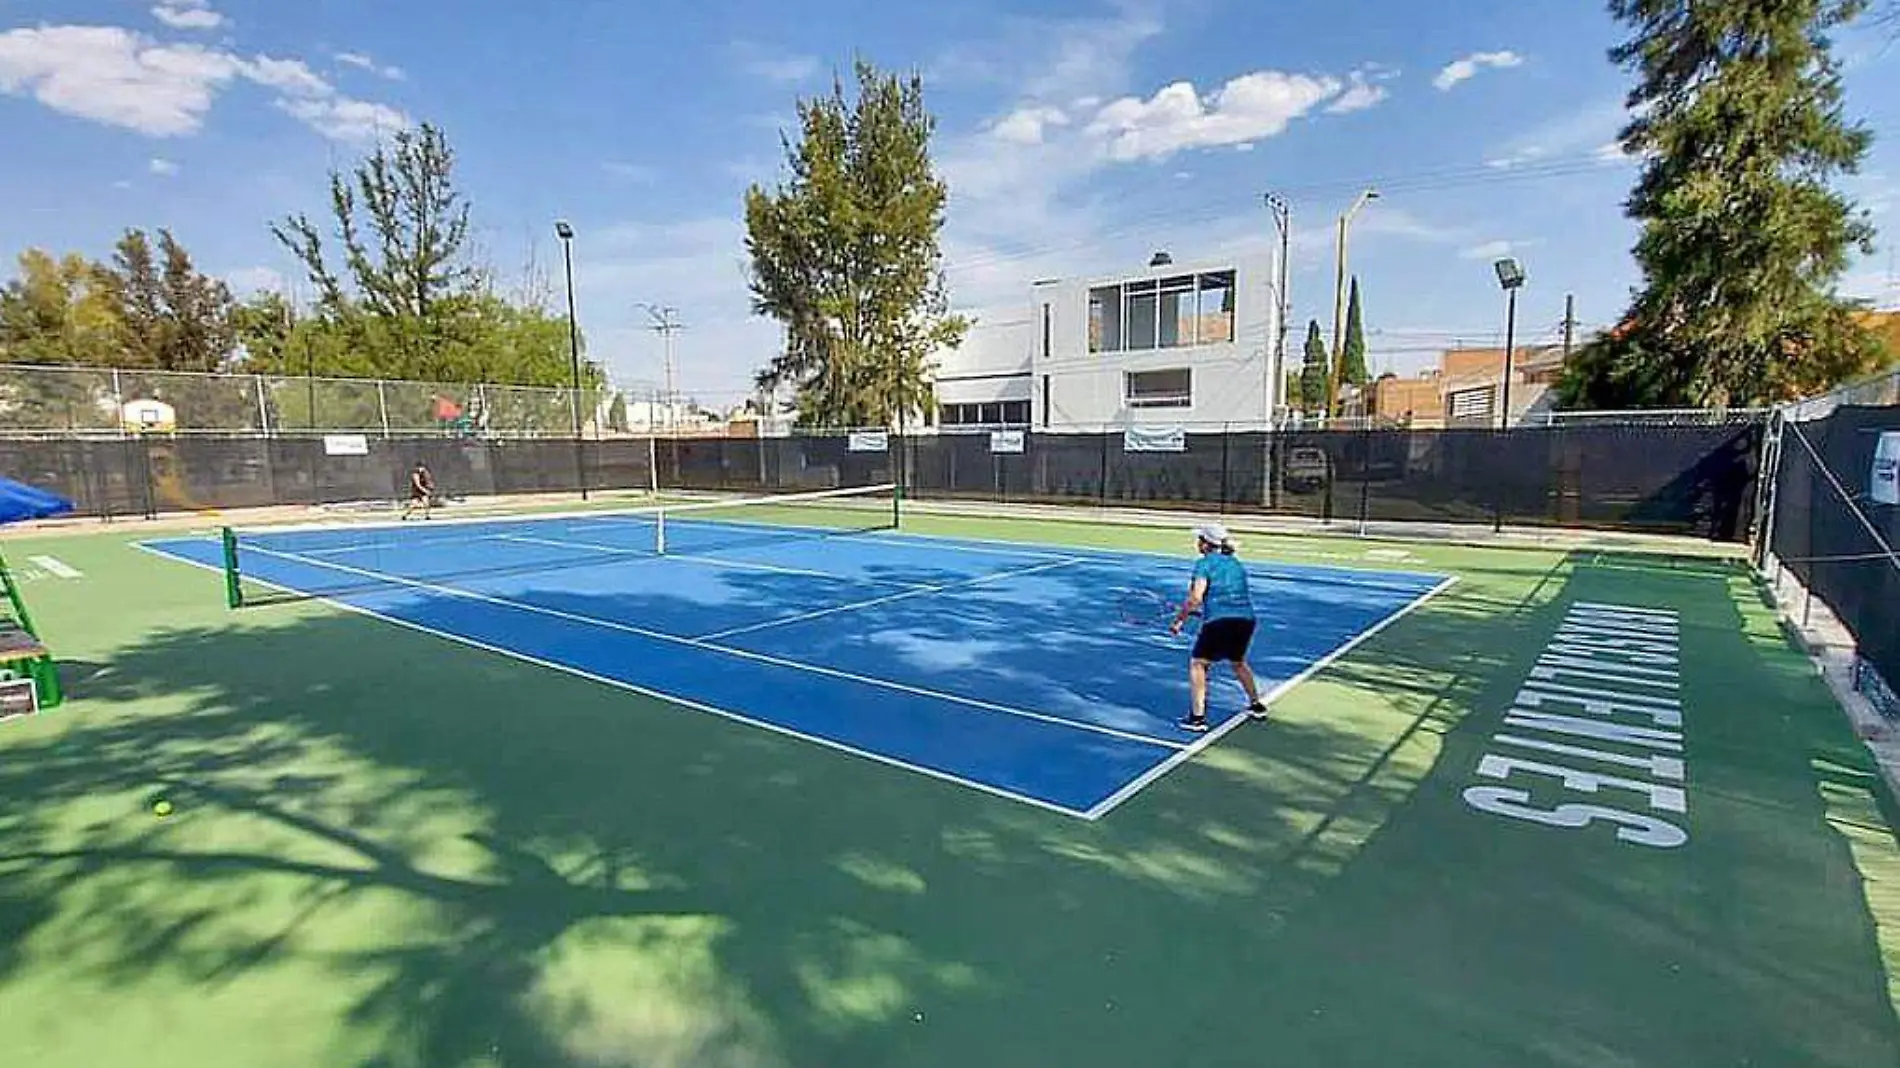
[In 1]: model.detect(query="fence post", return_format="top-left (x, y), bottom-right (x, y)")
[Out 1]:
top-left (1220, 426), bottom-right (1231, 514)
top-left (1358, 420), bottom-right (1372, 535)
top-left (255, 375), bottom-right (271, 437)
top-left (377, 380), bottom-right (391, 438)
top-left (110, 369), bottom-right (125, 439)
top-left (1099, 430), bottom-right (1111, 509)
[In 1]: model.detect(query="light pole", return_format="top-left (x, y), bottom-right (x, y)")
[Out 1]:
top-left (554, 219), bottom-right (587, 500)
top-left (1263, 192), bottom-right (1291, 425)
top-left (1493, 256), bottom-right (1526, 430)
top-left (1492, 256), bottom-right (1526, 534)
top-left (1329, 188), bottom-right (1378, 420)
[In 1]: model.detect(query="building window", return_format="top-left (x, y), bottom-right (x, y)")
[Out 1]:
top-left (939, 401), bottom-right (1031, 427)
top-left (1125, 368), bottom-right (1192, 408)
top-left (1089, 286), bottom-right (1121, 353)
top-left (1448, 387), bottom-right (1494, 421)
top-left (1041, 303), bottom-right (1052, 360)
top-left (1158, 275), bottom-right (1196, 348)
top-left (1124, 279), bottom-right (1158, 351)
top-left (1086, 269), bottom-right (1236, 353)
top-left (1041, 375), bottom-right (1050, 427)
top-left (1195, 270), bottom-right (1234, 344)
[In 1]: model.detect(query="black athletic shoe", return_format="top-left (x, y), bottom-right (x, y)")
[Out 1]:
top-left (1248, 702), bottom-right (1269, 720)
top-left (1178, 714), bottom-right (1210, 733)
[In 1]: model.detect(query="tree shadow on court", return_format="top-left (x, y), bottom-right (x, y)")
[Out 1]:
top-left (2, 541), bottom-right (1898, 1067)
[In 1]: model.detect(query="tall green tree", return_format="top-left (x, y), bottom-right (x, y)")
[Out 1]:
top-left (0, 250), bottom-right (120, 366)
top-left (1560, 0), bottom-right (1884, 408)
top-left (744, 59), bottom-right (968, 427)
top-left (1340, 276), bottom-right (1369, 387)
top-left (1299, 319), bottom-right (1330, 412)
top-left (272, 123), bottom-right (483, 379)
top-left (111, 230), bottom-right (165, 368)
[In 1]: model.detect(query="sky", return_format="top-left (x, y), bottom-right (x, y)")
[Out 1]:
top-left (2, 0), bottom-right (1898, 407)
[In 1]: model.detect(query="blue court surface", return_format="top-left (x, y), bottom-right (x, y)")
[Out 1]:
top-left (141, 510), bottom-right (1452, 819)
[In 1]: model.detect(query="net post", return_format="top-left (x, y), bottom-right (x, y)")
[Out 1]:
top-left (656, 509), bottom-right (667, 555)
top-left (220, 526), bottom-right (243, 609)
top-left (892, 478), bottom-right (903, 530)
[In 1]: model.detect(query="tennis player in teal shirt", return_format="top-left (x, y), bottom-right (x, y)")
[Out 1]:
top-left (1169, 522), bottom-right (1267, 732)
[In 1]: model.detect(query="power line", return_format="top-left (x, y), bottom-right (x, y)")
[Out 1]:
top-left (940, 148), bottom-right (1630, 280)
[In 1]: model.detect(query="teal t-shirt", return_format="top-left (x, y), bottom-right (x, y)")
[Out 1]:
top-left (1192, 552), bottom-right (1255, 621)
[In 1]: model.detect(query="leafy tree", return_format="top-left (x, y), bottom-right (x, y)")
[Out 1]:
top-left (1298, 319), bottom-right (1330, 412)
top-left (0, 250), bottom-right (121, 366)
top-left (1340, 276), bottom-right (1369, 387)
top-left (155, 230), bottom-right (236, 372)
top-left (744, 60), bottom-right (968, 427)
top-left (272, 122), bottom-right (482, 378)
top-left (0, 251), bottom-right (124, 429)
top-left (1561, 0), bottom-right (1885, 408)
top-left (111, 230), bottom-right (165, 368)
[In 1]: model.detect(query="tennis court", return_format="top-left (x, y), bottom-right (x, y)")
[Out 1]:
top-left (138, 486), bottom-right (1452, 818)
top-left (8, 490), bottom-right (1900, 1068)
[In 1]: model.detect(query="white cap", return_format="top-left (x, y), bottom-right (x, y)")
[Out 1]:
top-left (1193, 522), bottom-right (1231, 548)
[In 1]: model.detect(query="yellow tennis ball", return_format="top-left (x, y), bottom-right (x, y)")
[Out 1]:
top-left (152, 800), bottom-right (173, 817)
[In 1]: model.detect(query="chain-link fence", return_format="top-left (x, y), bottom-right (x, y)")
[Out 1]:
top-left (7, 423), bottom-right (1763, 541)
top-left (1760, 369), bottom-right (1900, 717)
top-left (0, 364), bottom-right (663, 439)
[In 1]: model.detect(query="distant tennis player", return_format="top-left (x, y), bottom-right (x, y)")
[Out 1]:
top-left (401, 462), bottom-right (435, 521)
top-left (1169, 522), bottom-right (1267, 732)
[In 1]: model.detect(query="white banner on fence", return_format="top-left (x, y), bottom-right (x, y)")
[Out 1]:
top-left (847, 430), bottom-right (889, 453)
top-left (989, 429), bottom-right (1025, 454)
top-left (323, 434), bottom-right (370, 457)
top-left (1873, 430), bottom-right (1900, 505)
top-left (1123, 425), bottom-right (1186, 453)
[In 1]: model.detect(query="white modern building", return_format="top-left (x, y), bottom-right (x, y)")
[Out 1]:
top-left (930, 250), bottom-right (1283, 433)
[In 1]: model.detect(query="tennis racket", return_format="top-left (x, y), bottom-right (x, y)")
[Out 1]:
top-left (1115, 588), bottom-right (1189, 629)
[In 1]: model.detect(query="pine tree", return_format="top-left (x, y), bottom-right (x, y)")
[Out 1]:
top-left (1341, 276), bottom-right (1369, 386)
top-left (1299, 319), bottom-right (1330, 412)
top-left (744, 60), bottom-right (968, 427)
top-left (1561, 0), bottom-right (1884, 408)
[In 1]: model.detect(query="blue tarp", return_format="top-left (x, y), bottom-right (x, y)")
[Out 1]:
top-left (0, 477), bottom-right (74, 525)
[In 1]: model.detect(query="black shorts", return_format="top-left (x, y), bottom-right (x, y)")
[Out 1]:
top-left (1192, 617), bottom-right (1257, 662)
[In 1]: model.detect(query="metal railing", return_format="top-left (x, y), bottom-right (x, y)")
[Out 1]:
top-left (0, 363), bottom-right (666, 439)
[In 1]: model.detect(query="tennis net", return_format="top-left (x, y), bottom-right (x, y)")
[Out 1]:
top-left (217, 482), bottom-right (900, 607)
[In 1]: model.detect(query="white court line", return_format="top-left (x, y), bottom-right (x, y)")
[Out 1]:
top-left (229, 541), bottom-right (1183, 752)
top-left (862, 527), bottom-right (1451, 590)
top-left (1082, 573), bottom-right (1462, 821)
top-left (493, 532), bottom-right (929, 588)
top-left (131, 543), bottom-right (1096, 820)
top-left (28, 555), bottom-right (81, 579)
top-left (695, 556), bottom-right (1088, 641)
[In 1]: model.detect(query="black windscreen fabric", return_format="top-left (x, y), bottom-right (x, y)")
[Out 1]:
top-left (4, 426), bottom-right (1764, 545)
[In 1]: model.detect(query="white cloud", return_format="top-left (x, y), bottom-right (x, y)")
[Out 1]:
top-left (0, 26), bottom-right (242, 136)
top-left (1326, 70), bottom-right (1389, 115)
top-left (335, 51), bottom-right (405, 81)
top-left (1434, 50), bottom-right (1523, 91)
top-left (278, 95), bottom-right (410, 144)
top-left (243, 55), bottom-right (331, 97)
top-left (732, 43), bottom-right (818, 84)
top-left (1087, 70), bottom-right (1343, 161)
top-left (148, 157), bottom-right (179, 176)
top-left (152, 1), bottom-right (224, 31)
top-left (1459, 238), bottom-right (1542, 261)
top-left (990, 105), bottom-right (1069, 145)
top-left (0, 24), bottom-right (409, 143)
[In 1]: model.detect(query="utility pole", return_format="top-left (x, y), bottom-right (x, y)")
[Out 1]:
top-left (639, 303), bottom-right (684, 433)
top-left (1263, 192), bottom-right (1291, 426)
top-left (1561, 293), bottom-right (1577, 361)
top-left (1330, 189), bottom-right (1378, 420)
